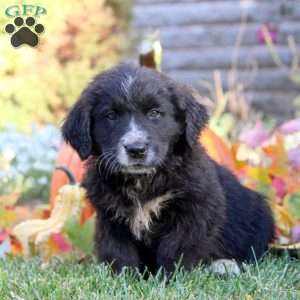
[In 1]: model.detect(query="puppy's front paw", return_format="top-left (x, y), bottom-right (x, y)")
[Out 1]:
top-left (209, 259), bottom-right (240, 276)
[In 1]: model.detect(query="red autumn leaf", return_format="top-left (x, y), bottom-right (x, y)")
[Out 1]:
top-left (200, 128), bottom-right (238, 175)
top-left (272, 177), bottom-right (287, 199)
top-left (51, 233), bottom-right (72, 253)
top-left (9, 235), bottom-right (22, 256)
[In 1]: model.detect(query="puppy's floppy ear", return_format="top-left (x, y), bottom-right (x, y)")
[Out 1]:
top-left (62, 92), bottom-right (92, 160)
top-left (175, 85), bottom-right (208, 147)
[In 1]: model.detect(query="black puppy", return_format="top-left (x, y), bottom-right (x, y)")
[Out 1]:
top-left (62, 64), bottom-right (274, 274)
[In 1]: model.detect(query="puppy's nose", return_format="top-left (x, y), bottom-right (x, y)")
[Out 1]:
top-left (124, 142), bottom-right (148, 159)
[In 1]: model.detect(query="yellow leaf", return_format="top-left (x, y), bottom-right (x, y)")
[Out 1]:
top-left (273, 204), bottom-right (297, 236)
top-left (243, 166), bottom-right (271, 185)
top-left (0, 209), bottom-right (17, 226)
top-left (263, 134), bottom-right (289, 176)
top-left (283, 192), bottom-right (300, 219)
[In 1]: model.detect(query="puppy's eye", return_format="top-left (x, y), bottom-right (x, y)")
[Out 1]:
top-left (105, 111), bottom-right (117, 120)
top-left (147, 109), bottom-right (162, 119)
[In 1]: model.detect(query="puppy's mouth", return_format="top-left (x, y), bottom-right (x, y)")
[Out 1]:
top-left (117, 143), bottom-right (157, 174)
top-left (121, 165), bottom-right (156, 175)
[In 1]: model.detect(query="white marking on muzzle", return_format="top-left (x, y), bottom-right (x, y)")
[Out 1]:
top-left (122, 118), bottom-right (147, 145)
top-left (118, 118), bottom-right (148, 165)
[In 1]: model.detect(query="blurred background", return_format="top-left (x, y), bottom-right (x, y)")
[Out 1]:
top-left (0, 0), bottom-right (300, 247)
top-left (0, 0), bottom-right (131, 203)
top-left (135, 0), bottom-right (300, 117)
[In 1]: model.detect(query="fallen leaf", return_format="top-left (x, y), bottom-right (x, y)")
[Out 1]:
top-left (10, 235), bottom-right (22, 256)
top-left (273, 204), bottom-right (297, 237)
top-left (200, 128), bottom-right (238, 175)
top-left (272, 177), bottom-right (287, 199)
top-left (243, 165), bottom-right (271, 185)
top-left (51, 233), bottom-right (72, 253)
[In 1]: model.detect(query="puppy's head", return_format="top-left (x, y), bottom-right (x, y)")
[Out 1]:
top-left (62, 64), bottom-right (208, 175)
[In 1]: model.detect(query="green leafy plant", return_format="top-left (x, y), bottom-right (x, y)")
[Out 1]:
top-left (64, 217), bottom-right (95, 256)
top-left (0, 125), bottom-right (60, 203)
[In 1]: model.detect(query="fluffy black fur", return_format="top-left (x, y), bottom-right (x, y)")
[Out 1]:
top-left (62, 64), bottom-right (274, 274)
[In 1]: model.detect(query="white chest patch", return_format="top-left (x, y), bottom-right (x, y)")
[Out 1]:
top-left (129, 192), bottom-right (173, 240)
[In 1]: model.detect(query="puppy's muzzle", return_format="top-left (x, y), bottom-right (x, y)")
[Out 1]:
top-left (124, 142), bottom-right (148, 160)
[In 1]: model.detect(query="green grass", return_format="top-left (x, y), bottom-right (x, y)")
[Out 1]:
top-left (0, 256), bottom-right (299, 300)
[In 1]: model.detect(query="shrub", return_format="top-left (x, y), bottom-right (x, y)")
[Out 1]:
top-left (0, 125), bottom-right (61, 203)
top-left (0, 0), bottom-right (131, 131)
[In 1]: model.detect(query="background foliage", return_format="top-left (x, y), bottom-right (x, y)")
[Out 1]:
top-left (0, 125), bottom-right (60, 204)
top-left (0, 0), bottom-right (131, 130)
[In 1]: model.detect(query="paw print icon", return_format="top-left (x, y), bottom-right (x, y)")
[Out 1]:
top-left (5, 16), bottom-right (44, 47)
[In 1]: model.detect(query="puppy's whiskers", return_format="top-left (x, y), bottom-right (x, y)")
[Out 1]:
top-left (96, 150), bottom-right (120, 179)
top-left (96, 152), bottom-right (110, 176)
top-left (106, 153), bottom-right (118, 179)
top-left (157, 157), bottom-right (168, 171)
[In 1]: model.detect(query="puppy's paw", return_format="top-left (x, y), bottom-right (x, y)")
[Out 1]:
top-left (209, 259), bottom-right (240, 276)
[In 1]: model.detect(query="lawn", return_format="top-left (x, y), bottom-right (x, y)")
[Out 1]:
top-left (0, 256), bottom-right (299, 300)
